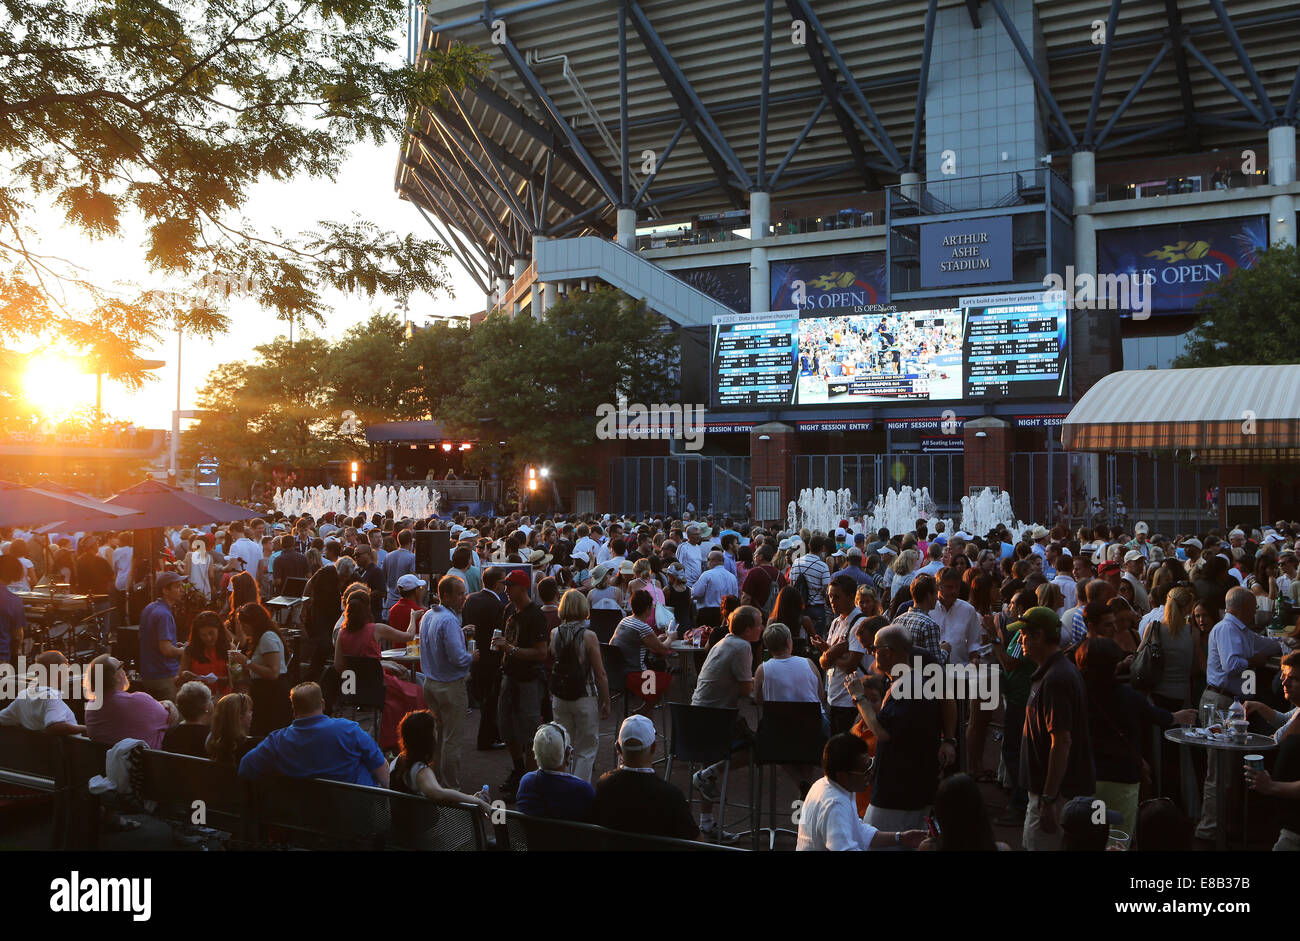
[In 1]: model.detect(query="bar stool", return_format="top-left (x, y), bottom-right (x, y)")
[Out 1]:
top-left (750, 701), bottom-right (827, 850)
top-left (664, 703), bottom-right (752, 844)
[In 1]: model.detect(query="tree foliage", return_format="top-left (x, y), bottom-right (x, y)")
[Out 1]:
top-left (0, 0), bottom-right (487, 383)
top-left (1173, 243), bottom-right (1300, 368)
top-left (181, 289), bottom-right (681, 486)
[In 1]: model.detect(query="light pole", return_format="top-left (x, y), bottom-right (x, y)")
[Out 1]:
top-left (168, 324), bottom-right (182, 486)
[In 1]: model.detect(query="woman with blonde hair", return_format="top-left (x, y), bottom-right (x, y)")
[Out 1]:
top-left (1036, 581), bottom-right (1064, 615)
top-left (889, 548), bottom-right (920, 602)
top-left (547, 589), bottom-right (610, 782)
top-left (207, 692), bottom-right (254, 765)
top-left (181, 538), bottom-right (213, 600)
top-left (630, 558), bottom-right (664, 606)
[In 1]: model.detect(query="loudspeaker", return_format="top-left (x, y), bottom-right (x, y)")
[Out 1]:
top-left (414, 529), bottom-right (451, 576)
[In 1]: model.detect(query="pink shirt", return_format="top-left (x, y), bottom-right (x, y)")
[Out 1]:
top-left (86, 690), bottom-right (170, 749)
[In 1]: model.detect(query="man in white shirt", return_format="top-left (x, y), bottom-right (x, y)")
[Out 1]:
top-left (796, 733), bottom-right (926, 851)
top-left (931, 568), bottom-right (983, 666)
top-left (691, 551), bottom-right (738, 627)
top-left (0, 652), bottom-right (84, 735)
top-left (1121, 551), bottom-right (1151, 612)
top-left (1050, 548), bottom-right (1077, 609)
top-left (915, 542), bottom-right (944, 578)
top-left (111, 539), bottom-right (134, 591)
top-left (571, 524), bottom-right (600, 565)
top-left (226, 521), bottom-right (262, 576)
top-left (820, 574), bottom-right (869, 735)
top-left (676, 525), bottom-right (707, 588)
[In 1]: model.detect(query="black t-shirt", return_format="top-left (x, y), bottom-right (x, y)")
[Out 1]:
top-left (161, 723), bottom-right (211, 759)
top-left (1020, 649), bottom-right (1096, 797)
top-left (872, 649), bottom-right (942, 811)
top-left (75, 553), bottom-right (115, 595)
top-left (1275, 736), bottom-right (1300, 834)
top-left (274, 549), bottom-right (309, 587)
top-left (502, 601), bottom-right (548, 681)
top-left (593, 768), bottom-right (698, 840)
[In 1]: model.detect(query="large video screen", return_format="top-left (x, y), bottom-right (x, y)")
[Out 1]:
top-left (710, 293), bottom-right (1067, 408)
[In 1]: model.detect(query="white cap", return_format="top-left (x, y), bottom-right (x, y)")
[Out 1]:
top-left (1181, 537), bottom-right (1203, 549)
top-left (878, 545), bottom-right (897, 556)
top-left (617, 715), bottom-right (657, 752)
top-left (1123, 550), bottom-right (1144, 563)
top-left (1060, 547), bottom-right (1073, 557)
top-left (396, 574), bottom-right (427, 591)
top-left (1134, 521), bottom-right (1149, 535)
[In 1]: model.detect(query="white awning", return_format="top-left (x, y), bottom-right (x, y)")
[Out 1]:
top-left (1063, 366), bottom-right (1300, 461)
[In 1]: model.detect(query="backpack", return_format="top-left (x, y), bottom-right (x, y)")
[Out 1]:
top-left (793, 560), bottom-right (814, 608)
top-left (550, 623), bottom-right (589, 701)
top-left (762, 569), bottom-right (780, 616)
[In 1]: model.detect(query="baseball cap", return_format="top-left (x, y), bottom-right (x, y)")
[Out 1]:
top-left (1060, 795), bottom-right (1122, 849)
top-left (1134, 521), bottom-right (1149, 535)
top-left (1010, 606), bottom-right (1062, 643)
top-left (396, 574), bottom-right (427, 591)
top-left (1123, 550), bottom-right (1144, 563)
top-left (878, 545), bottom-right (897, 557)
top-left (503, 570), bottom-right (531, 590)
top-left (156, 571), bottom-right (184, 590)
top-left (1180, 537), bottom-right (1203, 550)
top-left (617, 714), bottom-right (657, 752)
top-left (1098, 561), bottom-right (1122, 576)
top-left (569, 549), bottom-right (589, 566)
top-left (854, 532), bottom-right (866, 544)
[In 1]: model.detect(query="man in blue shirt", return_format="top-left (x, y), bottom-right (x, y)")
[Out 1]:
top-left (239, 681), bottom-right (389, 787)
top-left (419, 573), bottom-right (478, 791)
top-left (382, 529), bottom-right (417, 615)
top-left (0, 555), bottom-right (26, 670)
top-left (137, 571), bottom-right (187, 702)
top-left (1196, 587), bottom-right (1285, 842)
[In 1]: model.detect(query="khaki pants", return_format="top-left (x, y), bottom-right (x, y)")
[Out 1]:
top-left (1023, 793), bottom-right (1064, 851)
top-left (552, 695), bottom-right (600, 783)
top-left (424, 677), bottom-right (468, 791)
top-left (1195, 688), bottom-right (1234, 841)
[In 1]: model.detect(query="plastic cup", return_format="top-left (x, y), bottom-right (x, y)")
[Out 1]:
top-left (1106, 829), bottom-right (1130, 851)
top-left (1245, 754), bottom-right (1265, 771)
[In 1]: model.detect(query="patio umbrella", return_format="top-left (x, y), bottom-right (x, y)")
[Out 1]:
top-left (30, 479), bottom-right (96, 501)
top-left (0, 479), bottom-right (145, 529)
top-left (40, 479), bottom-right (263, 533)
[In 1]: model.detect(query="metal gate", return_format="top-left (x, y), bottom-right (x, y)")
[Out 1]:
top-left (1012, 451), bottom-right (1222, 532)
top-left (610, 455), bottom-right (750, 518)
top-left (792, 453), bottom-right (964, 516)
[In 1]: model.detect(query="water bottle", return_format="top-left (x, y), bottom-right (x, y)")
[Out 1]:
top-left (479, 784), bottom-right (491, 804)
top-left (1228, 701), bottom-right (1247, 742)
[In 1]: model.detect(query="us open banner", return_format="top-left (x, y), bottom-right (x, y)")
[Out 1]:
top-left (1097, 215), bottom-right (1267, 316)
top-left (770, 252), bottom-right (887, 310)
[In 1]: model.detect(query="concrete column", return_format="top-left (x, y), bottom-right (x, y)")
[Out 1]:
top-left (749, 191), bottom-right (770, 312)
top-left (749, 422), bottom-right (798, 516)
top-left (532, 235), bottom-right (551, 320)
top-left (495, 276), bottom-right (510, 310)
top-left (512, 255), bottom-right (528, 317)
top-left (616, 207), bottom-right (637, 249)
top-left (962, 417), bottom-right (1012, 495)
top-left (899, 170), bottom-right (921, 202)
top-left (1269, 124), bottom-right (1297, 247)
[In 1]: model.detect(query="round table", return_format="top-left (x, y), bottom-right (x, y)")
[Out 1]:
top-left (668, 641), bottom-right (709, 703)
top-left (1163, 727), bottom-right (1277, 851)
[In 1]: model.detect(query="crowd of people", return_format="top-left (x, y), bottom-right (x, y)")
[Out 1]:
top-left (2, 509), bottom-right (1298, 851)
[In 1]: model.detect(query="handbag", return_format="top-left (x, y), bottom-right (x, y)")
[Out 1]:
top-left (1129, 620), bottom-right (1164, 692)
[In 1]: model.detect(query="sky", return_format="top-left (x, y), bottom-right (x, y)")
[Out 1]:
top-left (74, 142), bottom-right (486, 430)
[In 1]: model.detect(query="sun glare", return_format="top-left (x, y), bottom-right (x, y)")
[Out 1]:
top-left (21, 351), bottom-right (94, 422)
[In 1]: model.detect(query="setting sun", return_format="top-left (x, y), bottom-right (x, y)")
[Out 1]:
top-left (21, 350), bottom-right (94, 421)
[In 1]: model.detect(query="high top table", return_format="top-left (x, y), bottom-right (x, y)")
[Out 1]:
top-left (1164, 727), bottom-right (1277, 851)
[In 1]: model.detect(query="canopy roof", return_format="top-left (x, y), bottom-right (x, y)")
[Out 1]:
top-left (1063, 366), bottom-right (1300, 462)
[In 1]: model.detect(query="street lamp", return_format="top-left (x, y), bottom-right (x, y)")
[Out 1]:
top-left (350, 460), bottom-right (359, 484)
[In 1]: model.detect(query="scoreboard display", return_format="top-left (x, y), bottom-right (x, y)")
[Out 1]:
top-left (710, 293), bottom-right (1067, 408)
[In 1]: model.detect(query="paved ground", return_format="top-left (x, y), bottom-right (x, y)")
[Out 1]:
top-left (1, 678), bottom-right (1279, 851)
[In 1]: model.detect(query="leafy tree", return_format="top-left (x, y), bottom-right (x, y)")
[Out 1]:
top-left (180, 333), bottom-right (340, 481)
top-left (328, 312), bottom-right (422, 453)
top-left (0, 0), bottom-right (487, 384)
top-left (1173, 243), bottom-right (1300, 368)
top-left (443, 288), bottom-right (679, 482)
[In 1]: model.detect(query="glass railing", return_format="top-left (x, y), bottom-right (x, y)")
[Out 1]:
top-left (1093, 170), bottom-right (1270, 203)
top-left (766, 209), bottom-right (877, 236)
top-left (636, 228), bottom-right (748, 250)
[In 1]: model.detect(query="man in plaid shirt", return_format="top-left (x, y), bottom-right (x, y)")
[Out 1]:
top-left (889, 574), bottom-right (950, 665)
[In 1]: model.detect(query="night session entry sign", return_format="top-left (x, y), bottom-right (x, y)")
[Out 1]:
top-left (919, 216), bottom-right (1013, 288)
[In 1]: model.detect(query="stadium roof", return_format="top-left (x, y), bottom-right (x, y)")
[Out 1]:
top-left (398, 0), bottom-right (1300, 284)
